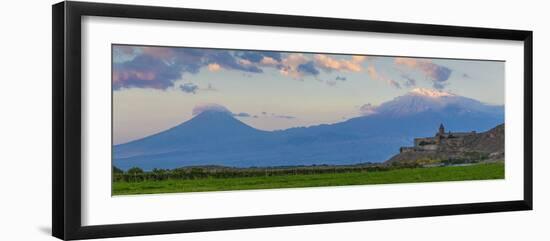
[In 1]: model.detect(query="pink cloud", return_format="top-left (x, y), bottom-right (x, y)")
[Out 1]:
top-left (367, 65), bottom-right (401, 88)
top-left (207, 63), bottom-right (222, 72)
top-left (260, 56), bottom-right (279, 66)
top-left (279, 54), bottom-right (309, 79)
top-left (313, 54), bottom-right (363, 72)
top-left (394, 57), bottom-right (452, 89)
top-left (140, 47), bottom-right (176, 60)
top-left (351, 55), bottom-right (368, 63)
top-left (113, 70), bottom-right (156, 83)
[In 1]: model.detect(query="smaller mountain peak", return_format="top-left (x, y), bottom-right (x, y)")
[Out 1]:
top-left (409, 88), bottom-right (455, 98)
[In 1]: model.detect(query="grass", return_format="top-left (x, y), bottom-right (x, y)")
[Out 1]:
top-left (112, 162), bottom-right (504, 195)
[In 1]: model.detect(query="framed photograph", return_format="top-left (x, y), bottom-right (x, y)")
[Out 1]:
top-left (52, 1), bottom-right (533, 240)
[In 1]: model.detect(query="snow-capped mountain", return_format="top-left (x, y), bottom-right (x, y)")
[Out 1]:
top-left (365, 88), bottom-right (502, 117)
top-left (409, 88), bottom-right (455, 97)
top-left (113, 89), bottom-right (504, 170)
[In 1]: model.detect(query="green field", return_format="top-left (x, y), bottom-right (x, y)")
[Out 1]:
top-left (112, 162), bottom-right (504, 195)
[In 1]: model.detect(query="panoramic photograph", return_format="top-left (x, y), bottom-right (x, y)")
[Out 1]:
top-left (111, 44), bottom-right (505, 195)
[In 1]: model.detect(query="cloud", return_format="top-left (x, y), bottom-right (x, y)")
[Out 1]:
top-left (178, 82), bottom-right (217, 94)
top-left (207, 63), bottom-right (221, 72)
top-left (192, 103), bottom-right (231, 115)
top-left (193, 103), bottom-right (258, 118)
top-left (325, 75), bottom-right (348, 86)
top-left (359, 103), bottom-right (378, 116)
top-left (237, 51), bottom-right (282, 63)
top-left (274, 115), bottom-right (296, 119)
top-left (113, 54), bottom-right (184, 90)
top-left (335, 76), bottom-right (347, 81)
top-left (238, 59), bottom-right (253, 66)
top-left (206, 51), bottom-right (263, 73)
top-left (233, 112), bottom-right (251, 117)
top-left (141, 47), bottom-right (176, 59)
top-left (394, 57), bottom-right (452, 90)
top-left (433, 81), bottom-right (446, 90)
top-left (297, 61), bottom-right (320, 76)
top-left (367, 65), bottom-right (401, 89)
top-left (260, 56), bottom-right (279, 66)
top-left (260, 112), bottom-right (296, 119)
top-left (114, 45), bottom-right (135, 55)
top-left (113, 46), bottom-right (395, 90)
top-left (279, 54), bottom-right (309, 79)
top-left (351, 55), bottom-right (368, 63)
top-left (236, 51), bottom-right (282, 67)
top-left (180, 83), bottom-right (199, 94)
top-left (113, 46), bottom-right (138, 63)
top-left (401, 74), bottom-right (417, 87)
top-left (112, 46), bottom-right (265, 90)
top-left (192, 103), bottom-right (259, 118)
top-left (313, 54), bottom-right (364, 72)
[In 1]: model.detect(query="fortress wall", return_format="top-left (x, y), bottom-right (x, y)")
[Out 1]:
top-left (419, 144), bottom-right (438, 151)
top-left (441, 138), bottom-right (465, 147)
top-left (400, 147), bottom-right (417, 153)
top-left (414, 137), bottom-right (437, 147)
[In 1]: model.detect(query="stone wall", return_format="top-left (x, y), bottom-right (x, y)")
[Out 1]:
top-left (414, 137), bottom-right (437, 147)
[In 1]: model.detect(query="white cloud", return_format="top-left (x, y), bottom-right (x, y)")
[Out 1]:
top-left (359, 103), bottom-right (378, 116)
top-left (192, 103), bottom-right (231, 115)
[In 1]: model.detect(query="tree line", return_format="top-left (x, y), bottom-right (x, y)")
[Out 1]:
top-left (112, 162), bottom-right (421, 183)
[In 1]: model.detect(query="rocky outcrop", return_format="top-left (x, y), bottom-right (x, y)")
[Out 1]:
top-left (386, 124), bottom-right (504, 165)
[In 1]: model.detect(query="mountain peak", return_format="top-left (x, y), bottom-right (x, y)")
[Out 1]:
top-left (192, 103), bottom-right (232, 116)
top-left (409, 88), bottom-right (455, 98)
top-left (191, 108), bottom-right (236, 122)
top-left (359, 89), bottom-right (500, 118)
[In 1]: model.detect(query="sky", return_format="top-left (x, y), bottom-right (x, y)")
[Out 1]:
top-left (112, 45), bottom-right (504, 144)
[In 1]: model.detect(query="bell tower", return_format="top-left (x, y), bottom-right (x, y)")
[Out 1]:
top-left (438, 123), bottom-right (445, 136)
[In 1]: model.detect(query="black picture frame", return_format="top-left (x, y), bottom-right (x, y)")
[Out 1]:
top-left (52, 1), bottom-right (533, 240)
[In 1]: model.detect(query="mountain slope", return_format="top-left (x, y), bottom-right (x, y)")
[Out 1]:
top-left (114, 110), bottom-right (269, 158)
